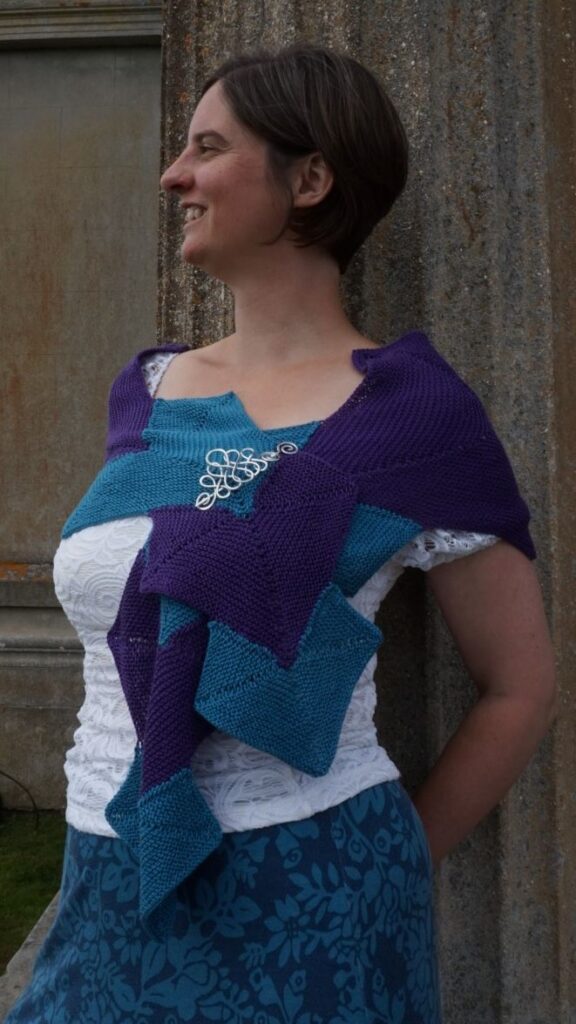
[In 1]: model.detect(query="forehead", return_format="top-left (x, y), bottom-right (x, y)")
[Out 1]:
top-left (188, 81), bottom-right (251, 142)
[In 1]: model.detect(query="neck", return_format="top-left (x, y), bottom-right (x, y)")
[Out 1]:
top-left (220, 248), bottom-right (371, 370)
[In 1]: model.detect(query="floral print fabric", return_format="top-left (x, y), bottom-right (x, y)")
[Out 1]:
top-left (6, 781), bottom-right (441, 1024)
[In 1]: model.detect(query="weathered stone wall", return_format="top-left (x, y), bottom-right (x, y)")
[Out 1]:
top-left (0, 36), bottom-right (162, 809)
top-left (159, 2), bottom-right (575, 1021)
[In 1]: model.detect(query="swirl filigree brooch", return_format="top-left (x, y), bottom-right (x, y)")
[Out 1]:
top-left (195, 442), bottom-right (299, 510)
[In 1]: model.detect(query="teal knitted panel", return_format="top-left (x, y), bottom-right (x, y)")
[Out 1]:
top-left (159, 596), bottom-right (201, 647)
top-left (141, 396), bottom-right (321, 461)
top-left (195, 583), bottom-right (382, 777)
top-left (62, 416), bottom-right (321, 538)
top-left (335, 504), bottom-right (422, 594)
top-left (137, 767), bottom-right (223, 938)
top-left (106, 752), bottom-right (224, 939)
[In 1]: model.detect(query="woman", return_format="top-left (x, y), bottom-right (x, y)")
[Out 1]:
top-left (7, 43), bottom-right (555, 1024)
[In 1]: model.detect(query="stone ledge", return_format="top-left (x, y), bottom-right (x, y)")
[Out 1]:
top-left (0, 607), bottom-right (82, 653)
top-left (0, 2), bottom-right (162, 48)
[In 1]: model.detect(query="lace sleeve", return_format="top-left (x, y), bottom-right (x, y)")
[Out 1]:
top-left (393, 528), bottom-right (499, 571)
top-left (142, 351), bottom-right (179, 397)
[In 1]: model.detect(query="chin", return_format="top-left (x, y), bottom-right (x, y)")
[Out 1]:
top-left (181, 240), bottom-right (209, 269)
top-left (180, 244), bottom-right (234, 284)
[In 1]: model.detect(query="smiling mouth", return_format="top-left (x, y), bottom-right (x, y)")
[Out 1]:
top-left (184, 206), bottom-right (206, 223)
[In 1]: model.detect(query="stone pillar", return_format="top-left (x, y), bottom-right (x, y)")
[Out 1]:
top-left (158, 3), bottom-right (575, 1021)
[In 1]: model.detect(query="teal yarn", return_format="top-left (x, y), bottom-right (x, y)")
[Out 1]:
top-left (195, 583), bottom-right (383, 776)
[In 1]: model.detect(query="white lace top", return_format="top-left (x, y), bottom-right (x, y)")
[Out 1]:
top-left (54, 352), bottom-right (499, 838)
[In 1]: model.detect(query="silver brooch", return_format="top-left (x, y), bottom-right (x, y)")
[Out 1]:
top-left (195, 441), bottom-right (299, 510)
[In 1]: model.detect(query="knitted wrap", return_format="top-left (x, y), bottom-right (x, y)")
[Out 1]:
top-left (62, 331), bottom-right (535, 937)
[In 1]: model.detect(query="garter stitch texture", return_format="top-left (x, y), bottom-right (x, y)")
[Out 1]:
top-left (62, 330), bottom-right (535, 937)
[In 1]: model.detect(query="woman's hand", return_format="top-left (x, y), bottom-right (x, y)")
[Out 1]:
top-left (413, 540), bottom-right (557, 866)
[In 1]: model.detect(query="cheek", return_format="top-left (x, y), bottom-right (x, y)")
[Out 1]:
top-left (206, 176), bottom-right (251, 222)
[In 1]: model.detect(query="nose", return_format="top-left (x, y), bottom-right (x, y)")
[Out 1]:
top-left (160, 150), bottom-right (192, 194)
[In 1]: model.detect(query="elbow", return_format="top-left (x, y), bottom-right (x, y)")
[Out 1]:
top-left (478, 663), bottom-right (558, 737)
top-left (526, 665), bottom-right (558, 736)
top-left (537, 646), bottom-right (559, 730)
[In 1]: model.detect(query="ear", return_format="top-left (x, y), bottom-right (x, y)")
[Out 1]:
top-left (291, 152), bottom-right (334, 208)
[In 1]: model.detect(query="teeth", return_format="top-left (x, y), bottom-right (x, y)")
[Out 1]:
top-left (185, 206), bottom-right (205, 221)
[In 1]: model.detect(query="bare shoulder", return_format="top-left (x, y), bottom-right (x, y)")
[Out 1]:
top-left (174, 335), bottom-right (236, 368)
top-left (155, 336), bottom-right (237, 399)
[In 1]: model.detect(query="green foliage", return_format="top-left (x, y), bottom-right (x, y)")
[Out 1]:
top-left (0, 812), bottom-right (66, 974)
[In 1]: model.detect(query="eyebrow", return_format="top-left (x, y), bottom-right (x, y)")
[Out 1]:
top-left (189, 130), bottom-right (228, 146)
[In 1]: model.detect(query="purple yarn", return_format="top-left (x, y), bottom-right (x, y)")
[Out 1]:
top-left (106, 344), bottom-right (187, 462)
top-left (107, 547), bottom-right (160, 741)
top-left (108, 330), bottom-right (535, 801)
top-left (141, 617), bottom-right (212, 792)
top-left (141, 453), bottom-right (358, 666)
top-left (97, 330), bottom-right (535, 927)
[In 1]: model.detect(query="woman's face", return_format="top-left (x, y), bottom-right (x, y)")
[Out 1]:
top-left (160, 82), bottom-right (291, 279)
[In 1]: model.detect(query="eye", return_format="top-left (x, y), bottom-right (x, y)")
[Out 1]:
top-left (198, 144), bottom-right (217, 155)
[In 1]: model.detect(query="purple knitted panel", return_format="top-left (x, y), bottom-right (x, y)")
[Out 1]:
top-left (307, 332), bottom-right (488, 469)
top-left (357, 439), bottom-right (535, 558)
top-left (141, 455), bottom-right (357, 666)
top-left (105, 344), bottom-right (187, 462)
top-left (141, 617), bottom-right (211, 793)
top-left (141, 503), bottom-right (276, 636)
top-left (107, 548), bottom-right (161, 740)
top-left (303, 331), bottom-right (534, 560)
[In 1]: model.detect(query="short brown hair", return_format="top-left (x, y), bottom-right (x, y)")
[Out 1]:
top-left (201, 44), bottom-right (409, 273)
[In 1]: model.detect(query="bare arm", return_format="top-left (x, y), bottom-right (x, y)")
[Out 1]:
top-left (413, 540), bottom-right (556, 866)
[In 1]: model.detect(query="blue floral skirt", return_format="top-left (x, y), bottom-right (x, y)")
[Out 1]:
top-left (6, 781), bottom-right (441, 1024)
